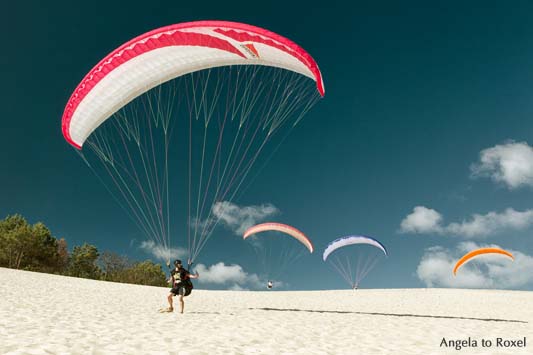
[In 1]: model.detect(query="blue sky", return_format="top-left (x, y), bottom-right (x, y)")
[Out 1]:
top-left (2, 1), bottom-right (533, 290)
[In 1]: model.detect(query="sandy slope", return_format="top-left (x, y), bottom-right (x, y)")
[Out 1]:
top-left (0, 267), bottom-right (531, 354)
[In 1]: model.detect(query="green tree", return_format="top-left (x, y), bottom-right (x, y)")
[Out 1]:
top-left (0, 215), bottom-right (33, 268)
top-left (24, 222), bottom-right (61, 272)
top-left (125, 260), bottom-right (167, 286)
top-left (0, 214), bottom-right (167, 285)
top-left (68, 243), bottom-right (101, 279)
top-left (0, 215), bottom-right (66, 272)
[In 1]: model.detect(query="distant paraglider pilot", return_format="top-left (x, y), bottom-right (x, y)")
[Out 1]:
top-left (267, 280), bottom-right (273, 289)
top-left (162, 259), bottom-right (199, 313)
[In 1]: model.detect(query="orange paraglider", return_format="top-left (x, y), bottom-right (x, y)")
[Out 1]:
top-left (453, 248), bottom-right (514, 275)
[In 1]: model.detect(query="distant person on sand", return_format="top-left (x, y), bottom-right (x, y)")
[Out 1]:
top-left (267, 280), bottom-right (273, 289)
top-left (162, 259), bottom-right (199, 313)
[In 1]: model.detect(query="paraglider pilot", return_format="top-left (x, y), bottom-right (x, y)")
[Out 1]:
top-left (164, 259), bottom-right (199, 313)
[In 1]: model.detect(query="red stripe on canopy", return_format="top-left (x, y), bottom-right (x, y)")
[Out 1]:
top-left (62, 21), bottom-right (325, 149)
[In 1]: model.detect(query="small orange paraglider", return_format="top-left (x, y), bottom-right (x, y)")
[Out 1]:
top-left (453, 248), bottom-right (514, 275)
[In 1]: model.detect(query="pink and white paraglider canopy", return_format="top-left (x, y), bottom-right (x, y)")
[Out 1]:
top-left (243, 223), bottom-right (314, 253)
top-left (62, 20), bottom-right (325, 149)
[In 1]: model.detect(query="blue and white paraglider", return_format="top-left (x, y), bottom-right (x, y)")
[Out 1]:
top-left (323, 235), bottom-right (387, 289)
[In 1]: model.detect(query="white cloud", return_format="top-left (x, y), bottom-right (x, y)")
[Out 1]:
top-left (400, 206), bottom-right (533, 238)
top-left (195, 262), bottom-right (246, 284)
top-left (400, 206), bottom-right (443, 234)
top-left (470, 141), bottom-right (533, 189)
top-left (446, 208), bottom-right (533, 237)
top-left (416, 242), bottom-right (533, 289)
top-left (139, 240), bottom-right (187, 261)
top-left (212, 201), bottom-right (279, 235)
top-left (195, 262), bottom-right (264, 289)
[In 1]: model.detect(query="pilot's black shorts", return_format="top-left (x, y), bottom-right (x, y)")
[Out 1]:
top-left (170, 285), bottom-right (192, 297)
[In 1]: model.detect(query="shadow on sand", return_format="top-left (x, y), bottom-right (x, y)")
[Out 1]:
top-left (248, 307), bottom-right (528, 324)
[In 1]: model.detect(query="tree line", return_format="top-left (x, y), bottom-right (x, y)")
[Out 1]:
top-left (0, 214), bottom-right (167, 286)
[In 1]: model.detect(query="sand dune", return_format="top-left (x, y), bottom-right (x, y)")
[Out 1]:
top-left (0, 267), bottom-right (531, 354)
